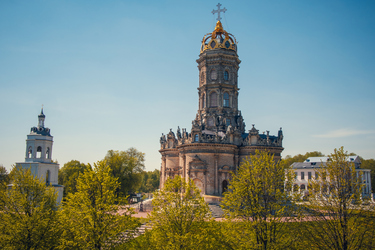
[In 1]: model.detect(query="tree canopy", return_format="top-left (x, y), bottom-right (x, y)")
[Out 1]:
top-left (59, 160), bottom-right (139, 249)
top-left (0, 167), bottom-right (60, 250)
top-left (299, 147), bottom-right (375, 250)
top-left (58, 160), bottom-right (91, 197)
top-left (104, 148), bottom-right (145, 196)
top-left (222, 150), bottom-right (298, 249)
top-left (138, 169), bottom-right (160, 193)
top-left (0, 165), bottom-right (9, 185)
top-left (145, 175), bottom-right (212, 249)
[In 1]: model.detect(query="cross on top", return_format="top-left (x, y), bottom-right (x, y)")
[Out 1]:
top-left (212, 3), bottom-right (227, 21)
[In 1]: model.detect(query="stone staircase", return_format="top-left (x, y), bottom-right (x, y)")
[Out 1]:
top-left (135, 222), bottom-right (152, 237)
top-left (208, 204), bottom-right (224, 218)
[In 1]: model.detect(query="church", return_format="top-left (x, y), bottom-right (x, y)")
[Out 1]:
top-left (16, 109), bottom-right (64, 204)
top-left (159, 4), bottom-right (284, 196)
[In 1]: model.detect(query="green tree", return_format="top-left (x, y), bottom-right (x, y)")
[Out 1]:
top-left (301, 147), bottom-right (375, 250)
top-left (58, 160), bottom-right (90, 197)
top-left (361, 158), bottom-right (375, 193)
top-left (139, 169), bottom-right (160, 193)
top-left (59, 160), bottom-right (138, 250)
top-left (0, 167), bottom-right (60, 250)
top-left (145, 175), bottom-right (212, 249)
top-left (0, 165), bottom-right (9, 185)
top-left (104, 148), bottom-right (145, 196)
top-left (221, 150), bottom-right (297, 249)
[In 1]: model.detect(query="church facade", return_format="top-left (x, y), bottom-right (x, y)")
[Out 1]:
top-left (159, 7), bottom-right (284, 196)
top-left (16, 109), bottom-right (64, 204)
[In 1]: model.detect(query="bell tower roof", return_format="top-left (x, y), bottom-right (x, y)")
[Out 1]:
top-left (31, 107), bottom-right (51, 136)
top-left (38, 107), bottom-right (45, 118)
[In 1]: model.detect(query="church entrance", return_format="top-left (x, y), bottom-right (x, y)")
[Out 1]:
top-left (222, 180), bottom-right (228, 194)
top-left (193, 178), bottom-right (204, 193)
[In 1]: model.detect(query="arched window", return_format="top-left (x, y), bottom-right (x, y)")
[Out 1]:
top-left (210, 69), bottom-right (217, 80)
top-left (224, 71), bottom-right (229, 81)
top-left (300, 184), bottom-right (306, 190)
top-left (46, 170), bottom-right (50, 185)
top-left (194, 134), bottom-right (199, 142)
top-left (223, 92), bottom-right (229, 107)
top-left (210, 92), bottom-right (217, 107)
top-left (28, 147), bottom-right (32, 158)
top-left (37, 146), bottom-right (42, 158)
top-left (46, 147), bottom-right (50, 159)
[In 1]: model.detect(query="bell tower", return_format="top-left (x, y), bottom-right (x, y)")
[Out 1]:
top-left (25, 108), bottom-right (54, 163)
top-left (16, 108), bottom-right (64, 204)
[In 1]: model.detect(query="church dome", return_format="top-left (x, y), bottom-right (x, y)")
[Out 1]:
top-left (200, 21), bottom-right (237, 54)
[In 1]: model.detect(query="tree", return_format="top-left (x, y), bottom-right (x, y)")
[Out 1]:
top-left (0, 167), bottom-right (60, 250)
top-left (0, 165), bottom-right (9, 185)
top-left (59, 160), bottom-right (138, 250)
top-left (221, 150), bottom-right (297, 249)
top-left (300, 147), bottom-right (375, 250)
top-left (58, 160), bottom-right (90, 197)
top-left (145, 175), bottom-right (212, 249)
top-left (104, 148), bottom-right (145, 196)
top-left (361, 158), bottom-right (375, 193)
top-left (139, 169), bottom-right (160, 193)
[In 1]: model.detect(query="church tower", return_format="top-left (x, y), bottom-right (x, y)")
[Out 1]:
top-left (17, 108), bottom-right (63, 204)
top-left (159, 4), bottom-right (284, 197)
top-left (25, 108), bottom-right (54, 164)
top-left (193, 18), bottom-right (244, 143)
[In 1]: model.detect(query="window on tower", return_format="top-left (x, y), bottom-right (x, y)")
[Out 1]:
top-left (224, 71), bottom-right (229, 81)
top-left (210, 69), bottom-right (217, 80)
top-left (223, 92), bottom-right (229, 107)
top-left (37, 146), bottom-right (42, 158)
top-left (28, 147), bottom-right (32, 158)
top-left (210, 92), bottom-right (217, 107)
top-left (194, 134), bottom-right (199, 142)
top-left (46, 147), bottom-right (50, 159)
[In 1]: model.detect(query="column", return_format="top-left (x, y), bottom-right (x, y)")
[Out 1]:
top-left (214, 154), bottom-right (219, 195)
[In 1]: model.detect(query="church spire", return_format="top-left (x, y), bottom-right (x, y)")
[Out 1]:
top-left (38, 106), bottom-right (45, 128)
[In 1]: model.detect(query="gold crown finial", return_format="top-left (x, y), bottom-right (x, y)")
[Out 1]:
top-left (214, 21), bottom-right (224, 33)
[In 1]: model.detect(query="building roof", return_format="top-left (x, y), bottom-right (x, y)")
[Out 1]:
top-left (292, 155), bottom-right (362, 169)
top-left (305, 156), bottom-right (360, 163)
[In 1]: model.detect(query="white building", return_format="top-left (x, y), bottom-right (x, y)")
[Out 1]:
top-left (16, 109), bottom-right (64, 204)
top-left (291, 156), bottom-right (372, 198)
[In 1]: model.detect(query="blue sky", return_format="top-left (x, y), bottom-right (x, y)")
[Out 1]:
top-left (1, 1), bottom-right (375, 172)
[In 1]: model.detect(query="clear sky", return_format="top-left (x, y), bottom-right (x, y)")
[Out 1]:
top-left (1, 1), bottom-right (375, 172)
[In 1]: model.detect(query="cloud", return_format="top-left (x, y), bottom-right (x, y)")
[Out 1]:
top-left (314, 128), bottom-right (375, 138)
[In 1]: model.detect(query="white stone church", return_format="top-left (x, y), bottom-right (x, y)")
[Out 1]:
top-left (16, 109), bottom-right (64, 204)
